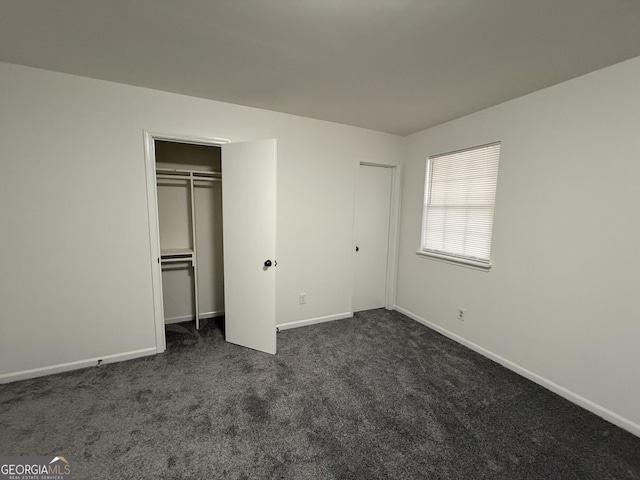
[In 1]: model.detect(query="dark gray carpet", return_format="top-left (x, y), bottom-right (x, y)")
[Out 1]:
top-left (1, 309), bottom-right (639, 479)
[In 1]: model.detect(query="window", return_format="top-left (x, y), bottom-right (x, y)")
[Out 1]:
top-left (419, 142), bottom-right (500, 269)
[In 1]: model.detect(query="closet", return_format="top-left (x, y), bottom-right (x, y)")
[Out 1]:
top-left (155, 141), bottom-right (224, 329)
top-left (146, 133), bottom-right (277, 354)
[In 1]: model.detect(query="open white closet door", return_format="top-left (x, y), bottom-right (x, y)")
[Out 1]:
top-left (222, 139), bottom-right (277, 354)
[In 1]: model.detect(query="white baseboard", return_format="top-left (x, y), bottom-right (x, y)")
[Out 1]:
top-left (0, 347), bottom-right (157, 384)
top-left (164, 311), bottom-right (224, 324)
top-left (393, 305), bottom-right (640, 438)
top-left (278, 311), bottom-right (353, 331)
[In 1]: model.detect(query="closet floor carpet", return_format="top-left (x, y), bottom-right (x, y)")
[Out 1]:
top-left (1, 309), bottom-right (639, 479)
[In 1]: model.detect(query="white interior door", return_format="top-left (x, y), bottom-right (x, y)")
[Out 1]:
top-left (222, 139), bottom-right (277, 354)
top-left (353, 164), bottom-right (393, 312)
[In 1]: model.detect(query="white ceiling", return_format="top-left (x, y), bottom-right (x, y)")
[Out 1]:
top-left (2, 1), bottom-right (640, 135)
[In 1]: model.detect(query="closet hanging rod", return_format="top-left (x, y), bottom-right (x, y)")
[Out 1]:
top-left (155, 168), bottom-right (221, 176)
top-left (156, 174), bottom-right (221, 182)
top-left (160, 257), bottom-right (195, 264)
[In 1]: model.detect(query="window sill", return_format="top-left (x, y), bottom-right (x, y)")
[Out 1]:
top-left (416, 250), bottom-right (492, 271)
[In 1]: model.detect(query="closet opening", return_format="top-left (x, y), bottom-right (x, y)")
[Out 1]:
top-left (145, 131), bottom-right (277, 355)
top-left (154, 140), bottom-right (225, 341)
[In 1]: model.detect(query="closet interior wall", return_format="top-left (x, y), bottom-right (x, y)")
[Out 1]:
top-left (155, 141), bottom-right (224, 328)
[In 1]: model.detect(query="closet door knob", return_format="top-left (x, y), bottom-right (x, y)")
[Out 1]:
top-left (355, 246), bottom-right (360, 252)
top-left (264, 260), bottom-right (272, 268)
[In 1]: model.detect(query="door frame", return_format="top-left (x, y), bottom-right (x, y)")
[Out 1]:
top-left (351, 161), bottom-right (402, 312)
top-left (143, 130), bottom-right (230, 353)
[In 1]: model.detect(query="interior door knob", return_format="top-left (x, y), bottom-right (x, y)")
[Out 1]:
top-left (264, 260), bottom-right (272, 267)
top-left (355, 246), bottom-right (360, 252)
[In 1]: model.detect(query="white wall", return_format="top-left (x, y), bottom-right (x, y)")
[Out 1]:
top-left (0, 62), bottom-right (399, 380)
top-left (395, 56), bottom-right (640, 434)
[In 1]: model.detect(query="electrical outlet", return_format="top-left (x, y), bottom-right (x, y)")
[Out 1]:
top-left (299, 293), bottom-right (307, 305)
top-left (457, 307), bottom-right (466, 321)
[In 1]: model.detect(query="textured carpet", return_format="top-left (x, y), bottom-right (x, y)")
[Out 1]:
top-left (1, 309), bottom-right (639, 479)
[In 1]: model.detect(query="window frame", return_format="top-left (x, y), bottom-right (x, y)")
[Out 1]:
top-left (417, 142), bottom-right (501, 271)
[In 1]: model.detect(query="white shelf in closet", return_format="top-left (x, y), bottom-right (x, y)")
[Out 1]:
top-left (156, 168), bottom-right (221, 182)
top-left (161, 248), bottom-right (194, 257)
top-left (160, 249), bottom-right (194, 264)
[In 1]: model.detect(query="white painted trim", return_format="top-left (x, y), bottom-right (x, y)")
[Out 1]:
top-left (164, 311), bottom-right (224, 324)
top-left (143, 130), bottom-right (231, 354)
top-left (143, 131), bottom-right (166, 353)
top-left (277, 312), bottom-right (353, 331)
top-left (0, 348), bottom-right (157, 384)
top-left (393, 305), bottom-right (640, 438)
top-left (386, 163), bottom-right (402, 308)
top-left (146, 131), bottom-right (231, 147)
top-left (359, 161), bottom-right (396, 168)
top-left (416, 250), bottom-right (491, 271)
top-left (348, 160), bottom-right (360, 314)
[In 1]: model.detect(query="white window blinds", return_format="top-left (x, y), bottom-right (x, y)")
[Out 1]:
top-left (421, 142), bottom-right (500, 266)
